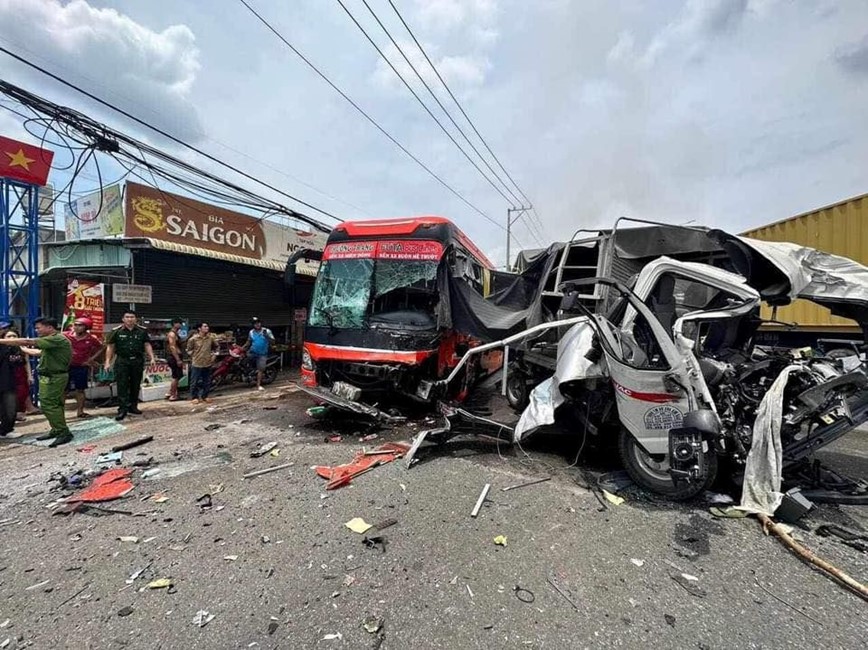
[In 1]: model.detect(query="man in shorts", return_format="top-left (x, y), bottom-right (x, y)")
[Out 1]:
top-left (166, 318), bottom-right (184, 401)
top-left (242, 317), bottom-right (274, 391)
top-left (64, 317), bottom-right (103, 418)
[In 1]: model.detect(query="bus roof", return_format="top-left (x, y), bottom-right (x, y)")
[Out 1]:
top-left (331, 216), bottom-right (495, 269)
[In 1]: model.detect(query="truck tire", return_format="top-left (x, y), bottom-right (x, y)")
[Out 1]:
top-left (618, 427), bottom-right (717, 500)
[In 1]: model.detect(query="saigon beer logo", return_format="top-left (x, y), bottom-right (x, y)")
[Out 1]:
top-left (131, 196), bottom-right (166, 233)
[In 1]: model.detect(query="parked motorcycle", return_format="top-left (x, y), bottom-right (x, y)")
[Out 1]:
top-left (210, 344), bottom-right (279, 390)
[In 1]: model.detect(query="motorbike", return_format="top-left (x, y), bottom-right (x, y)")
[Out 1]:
top-left (210, 344), bottom-right (280, 390)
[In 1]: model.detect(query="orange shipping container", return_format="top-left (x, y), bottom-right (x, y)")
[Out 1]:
top-left (742, 193), bottom-right (868, 334)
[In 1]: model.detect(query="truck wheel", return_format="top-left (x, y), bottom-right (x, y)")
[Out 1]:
top-left (506, 373), bottom-right (530, 411)
top-left (618, 427), bottom-right (717, 500)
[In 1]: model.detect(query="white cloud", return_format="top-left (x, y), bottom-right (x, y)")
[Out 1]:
top-left (413, 0), bottom-right (498, 30)
top-left (372, 40), bottom-right (490, 94)
top-left (0, 0), bottom-right (204, 142)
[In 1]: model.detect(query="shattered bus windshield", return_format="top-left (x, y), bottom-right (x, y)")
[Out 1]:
top-left (309, 258), bottom-right (439, 329)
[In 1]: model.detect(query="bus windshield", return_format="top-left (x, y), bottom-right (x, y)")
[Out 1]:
top-left (309, 258), bottom-right (439, 329)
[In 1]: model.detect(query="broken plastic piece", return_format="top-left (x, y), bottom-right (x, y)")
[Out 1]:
top-left (147, 578), bottom-right (172, 589)
top-left (602, 490), bottom-right (624, 506)
top-left (362, 616), bottom-right (383, 634)
top-left (118, 536), bottom-right (139, 543)
top-left (471, 484), bottom-right (491, 518)
top-left (321, 633), bottom-right (342, 641)
top-left (493, 535), bottom-right (508, 546)
top-left (250, 442), bottom-right (278, 458)
top-left (345, 518), bottom-right (372, 534)
top-left (192, 610), bottom-right (215, 627)
top-left (96, 451), bottom-right (123, 465)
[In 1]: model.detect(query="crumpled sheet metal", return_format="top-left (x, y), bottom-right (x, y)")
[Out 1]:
top-left (738, 365), bottom-right (802, 517)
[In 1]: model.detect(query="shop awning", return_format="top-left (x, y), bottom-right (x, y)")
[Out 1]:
top-left (143, 238), bottom-right (318, 277)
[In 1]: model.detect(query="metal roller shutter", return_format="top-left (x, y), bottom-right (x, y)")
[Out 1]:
top-left (130, 250), bottom-right (301, 328)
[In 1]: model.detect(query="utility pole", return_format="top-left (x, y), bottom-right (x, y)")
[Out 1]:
top-left (506, 206), bottom-right (529, 271)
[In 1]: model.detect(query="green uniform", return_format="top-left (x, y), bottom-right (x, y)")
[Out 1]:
top-left (107, 325), bottom-right (151, 413)
top-left (34, 333), bottom-right (72, 436)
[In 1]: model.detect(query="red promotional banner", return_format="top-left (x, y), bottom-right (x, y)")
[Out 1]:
top-left (63, 279), bottom-right (106, 338)
top-left (323, 240), bottom-right (444, 261)
top-left (0, 135), bottom-right (54, 186)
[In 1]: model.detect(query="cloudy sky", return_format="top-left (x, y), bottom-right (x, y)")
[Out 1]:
top-left (1, 0), bottom-right (867, 265)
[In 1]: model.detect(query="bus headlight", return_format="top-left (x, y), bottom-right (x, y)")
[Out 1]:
top-left (301, 347), bottom-right (314, 371)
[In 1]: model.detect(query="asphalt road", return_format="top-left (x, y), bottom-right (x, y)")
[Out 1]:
top-left (0, 378), bottom-right (866, 649)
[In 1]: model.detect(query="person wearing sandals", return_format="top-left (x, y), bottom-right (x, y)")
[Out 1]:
top-left (64, 317), bottom-right (104, 418)
top-left (165, 318), bottom-right (184, 402)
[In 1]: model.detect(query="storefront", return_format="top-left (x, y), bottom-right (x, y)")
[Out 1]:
top-left (40, 180), bottom-right (327, 367)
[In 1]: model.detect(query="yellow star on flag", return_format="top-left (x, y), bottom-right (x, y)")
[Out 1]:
top-left (6, 148), bottom-right (35, 171)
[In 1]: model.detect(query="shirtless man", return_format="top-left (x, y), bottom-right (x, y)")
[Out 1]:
top-left (166, 318), bottom-right (184, 401)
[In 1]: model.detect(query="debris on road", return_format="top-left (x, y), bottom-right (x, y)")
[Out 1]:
top-left (192, 610), bottom-right (215, 627)
top-left (597, 471), bottom-right (633, 494)
top-left (362, 616), bottom-right (383, 634)
top-left (513, 585), bottom-right (535, 603)
top-left (204, 424), bottom-right (223, 431)
top-left (96, 451), bottom-right (123, 465)
top-left (325, 434), bottom-right (342, 443)
top-left (345, 518), bottom-right (372, 534)
top-left (111, 436), bottom-right (154, 453)
top-left (359, 433), bottom-right (378, 442)
top-left (314, 443), bottom-right (409, 490)
top-left (501, 477), bottom-right (551, 492)
top-left (118, 536), bottom-right (139, 544)
top-left (815, 524), bottom-right (868, 553)
top-left (758, 513), bottom-right (868, 601)
top-left (321, 632), bottom-right (342, 641)
top-left (117, 606), bottom-right (134, 617)
top-left (710, 506), bottom-right (748, 518)
top-left (141, 468), bottom-right (161, 479)
top-left (670, 573), bottom-right (706, 598)
top-left (126, 567), bottom-right (148, 584)
top-left (147, 578), bottom-right (173, 590)
top-left (630, 558), bottom-right (645, 567)
top-left (602, 490), bottom-right (624, 506)
top-left (547, 573), bottom-right (579, 612)
top-left (242, 463), bottom-right (294, 479)
top-left (471, 483), bottom-right (491, 517)
top-left (250, 442), bottom-right (278, 458)
top-left (705, 492), bottom-right (735, 505)
top-left (493, 535), bottom-right (508, 546)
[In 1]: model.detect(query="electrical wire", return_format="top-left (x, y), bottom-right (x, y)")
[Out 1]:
top-left (237, 0), bottom-right (506, 232)
top-left (0, 45), bottom-right (338, 231)
top-left (349, 0), bottom-right (521, 209)
top-left (386, 0), bottom-right (534, 210)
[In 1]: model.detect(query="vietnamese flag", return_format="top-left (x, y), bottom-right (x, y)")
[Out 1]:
top-left (0, 135), bottom-right (54, 186)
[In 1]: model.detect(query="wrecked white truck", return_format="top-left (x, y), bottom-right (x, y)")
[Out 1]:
top-left (414, 227), bottom-right (868, 502)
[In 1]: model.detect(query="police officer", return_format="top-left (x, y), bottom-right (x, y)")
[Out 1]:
top-left (105, 310), bottom-right (155, 421)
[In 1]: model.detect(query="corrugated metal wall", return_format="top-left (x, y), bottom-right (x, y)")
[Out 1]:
top-left (742, 193), bottom-right (867, 331)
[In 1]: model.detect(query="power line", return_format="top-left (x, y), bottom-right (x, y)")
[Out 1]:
top-left (0, 45), bottom-right (338, 229)
top-left (237, 0), bottom-right (505, 233)
top-left (385, 0), bottom-right (547, 241)
top-left (386, 0), bottom-right (533, 210)
top-left (348, 0), bottom-right (521, 210)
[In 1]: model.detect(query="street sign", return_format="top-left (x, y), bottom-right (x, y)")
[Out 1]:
top-left (113, 283), bottom-right (152, 304)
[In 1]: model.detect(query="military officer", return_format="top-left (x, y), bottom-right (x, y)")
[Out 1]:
top-left (105, 310), bottom-right (155, 421)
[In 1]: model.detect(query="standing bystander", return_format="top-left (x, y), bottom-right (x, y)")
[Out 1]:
top-left (64, 317), bottom-right (103, 418)
top-left (0, 317), bottom-right (73, 446)
top-left (105, 310), bottom-right (155, 421)
top-left (242, 317), bottom-right (275, 391)
top-left (186, 322), bottom-right (219, 404)
top-left (166, 318), bottom-right (184, 401)
top-left (0, 331), bottom-right (17, 436)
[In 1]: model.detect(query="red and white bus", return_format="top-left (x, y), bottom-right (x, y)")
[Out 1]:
top-left (296, 216), bottom-right (501, 408)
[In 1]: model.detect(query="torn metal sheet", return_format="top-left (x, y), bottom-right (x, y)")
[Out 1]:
top-left (297, 383), bottom-right (405, 423)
